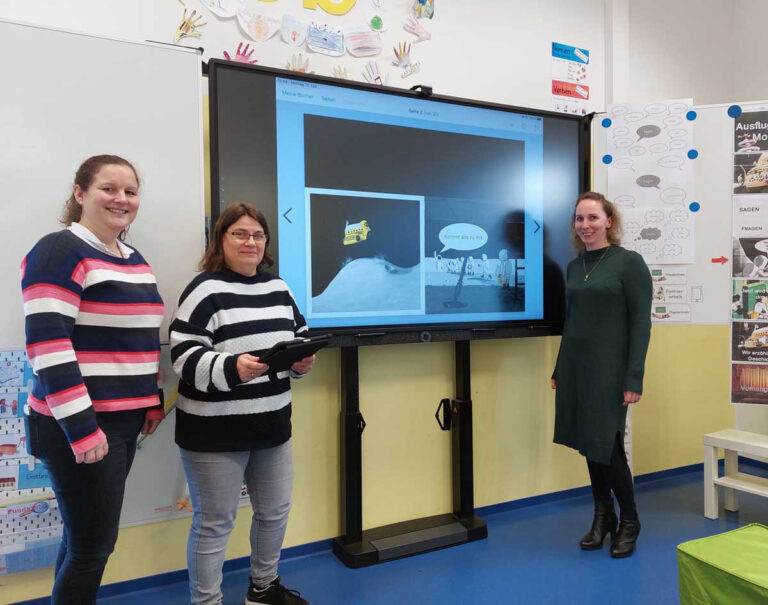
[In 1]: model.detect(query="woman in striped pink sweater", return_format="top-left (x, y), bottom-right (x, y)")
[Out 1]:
top-left (21, 155), bottom-right (164, 605)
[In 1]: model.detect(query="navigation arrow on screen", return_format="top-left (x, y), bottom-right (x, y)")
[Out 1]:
top-left (533, 220), bottom-right (541, 234)
top-left (283, 208), bottom-right (293, 224)
top-left (710, 256), bottom-right (728, 264)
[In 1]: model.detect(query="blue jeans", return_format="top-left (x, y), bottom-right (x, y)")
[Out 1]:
top-left (180, 440), bottom-right (294, 605)
top-left (26, 408), bottom-right (145, 605)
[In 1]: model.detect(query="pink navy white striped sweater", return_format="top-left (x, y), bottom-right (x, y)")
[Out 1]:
top-left (21, 229), bottom-right (164, 455)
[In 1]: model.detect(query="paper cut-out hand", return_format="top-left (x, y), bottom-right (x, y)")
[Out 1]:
top-left (403, 16), bottom-right (431, 42)
top-left (332, 65), bottom-right (348, 79)
top-left (393, 42), bottom-right (411, 66)
top-left (287, 53), bottom-right (314, 73)
top-left (362, 60), bottom-right (388, 86)
top-left (174, 8), bottom-right (207, 42)
top-left (223, 42), bottom-right (257, 64)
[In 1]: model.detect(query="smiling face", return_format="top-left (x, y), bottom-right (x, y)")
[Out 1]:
top-left (574, 197), bottom-right (613, 251)
top-left (74, 164), bottom-right (139, 243)
top-left (222, 215), bottom-right (267, 277)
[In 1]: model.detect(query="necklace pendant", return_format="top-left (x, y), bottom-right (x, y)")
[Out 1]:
top-left (584, 276), bottom-right (589, 282)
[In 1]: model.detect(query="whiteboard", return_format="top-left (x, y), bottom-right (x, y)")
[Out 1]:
top-left (0, 20), bottom-right (205, 526)
top-left (592, 102), bottom-right (758, 325)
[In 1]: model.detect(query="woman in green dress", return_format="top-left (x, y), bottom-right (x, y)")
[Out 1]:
top-left (551, 192), bottom-right (652, 558)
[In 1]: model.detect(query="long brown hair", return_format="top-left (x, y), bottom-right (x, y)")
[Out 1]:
top-left (199, 203), bottom-right (273, 273)
top-left (570, 191), bottom-right (622, 252)
top-left (61, 155), bottom-right (140, 241)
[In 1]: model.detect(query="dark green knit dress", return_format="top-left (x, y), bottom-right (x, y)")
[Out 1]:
top-left (552, 245), bottom-right (652, 465)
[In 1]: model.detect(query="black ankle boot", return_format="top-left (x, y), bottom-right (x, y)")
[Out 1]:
top-left (610, 511), bottom-right (641, 558)
top-left (580, 499), bottom-right (618, 550)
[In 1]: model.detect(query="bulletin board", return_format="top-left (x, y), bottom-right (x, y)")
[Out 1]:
top-left (0, 19), bottom-right (205, 572)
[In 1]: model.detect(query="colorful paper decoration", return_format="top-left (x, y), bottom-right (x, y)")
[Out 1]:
top-left (223, 42), bottom-right (258, 64)
top-left (281, 15), bottom-right (307, 46)
top-left (236, 10), bottom-right (280, 42)
top-left (307, 22), bottom-right (344, 56)
top-left (173, 8), bottom-right (206, 43)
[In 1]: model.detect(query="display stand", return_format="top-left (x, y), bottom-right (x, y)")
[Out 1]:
top-left (332, 340), bottom-right (488, 568)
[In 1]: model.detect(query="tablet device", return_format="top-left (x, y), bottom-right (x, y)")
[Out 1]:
top-left (257, 334), bottom-right (330, 374)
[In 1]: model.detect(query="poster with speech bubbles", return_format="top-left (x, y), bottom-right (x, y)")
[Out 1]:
top-left (603, 99), bottom-right (696, 266)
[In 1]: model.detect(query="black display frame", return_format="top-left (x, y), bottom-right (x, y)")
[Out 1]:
top-left (208, 60), bottom-right (592, 347)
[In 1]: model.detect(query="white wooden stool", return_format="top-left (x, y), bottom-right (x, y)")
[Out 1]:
top-left (703, 429), bottom-right (768, 519)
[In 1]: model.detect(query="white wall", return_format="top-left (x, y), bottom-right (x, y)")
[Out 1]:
top-left (625, 0), bottom-right (735, 105)
top-left (731, 0), bottom-right (768, 103)
top-left (0, 0), bottom-right (605, 112)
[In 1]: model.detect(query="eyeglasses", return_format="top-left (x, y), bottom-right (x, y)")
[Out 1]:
top-left (228, 230), bottom-right (268, 243)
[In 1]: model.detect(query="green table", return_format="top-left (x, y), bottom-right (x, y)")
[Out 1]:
top-left (678, 524), bottom-right (768, 604)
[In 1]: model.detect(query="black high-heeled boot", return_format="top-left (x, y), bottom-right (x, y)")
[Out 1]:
top-left (610, 511), bottom-right (641, 558)
top-left (580, 499), bottom-right (618, 550)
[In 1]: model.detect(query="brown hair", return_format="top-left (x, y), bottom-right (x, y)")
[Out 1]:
top-left (570, 191), bottom-right (623, 252)
top-left (199, 202), bottom-right (273, 273)
top-left (61, 155), bottom-right (140, 241)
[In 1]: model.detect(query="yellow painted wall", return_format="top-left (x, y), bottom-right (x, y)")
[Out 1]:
top-left (2, 325), bottom-right (732, 603)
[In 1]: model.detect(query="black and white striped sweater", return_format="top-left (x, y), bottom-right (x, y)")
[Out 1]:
top-left (170, 269), bottom-right (307, 452)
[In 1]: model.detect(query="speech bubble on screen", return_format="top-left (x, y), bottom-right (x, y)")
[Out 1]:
top-left (669, 139), bottom-right (686, 150)
top-left (439, 223), bottom-right (488, 253)
top-left (612, 105), bottom-right (629, 117)
top-left (629, 146), bottom-right (647, 157)
top-left (614, 158), bottom-right (634, 171)
top-left (637, 124), bottom-right (661, 140)
top-left (625, 112), bottom-right (644, 123)
top-left (613, 126), bottom-right (629, 137)
top-left (614, 137), bottom-right (633, 148)
top-left (640, 243), bottom-right (657, 254)
top-left (637, 174), bottom-right (661, 188)
top-left (667, 128), bottom-right (687, 138)
top-left (663, 115), bottom-right (683, 127)
top-left (624, 221), bottom-right (641, 233)
top-left (671, 227), bottom-right (690, 239)
top-left (756, 239), bottom-right (768, 253)
top-left (663, 243), bottom-right (682, 256)
top-left (650, 143), bottom-right (668, 154)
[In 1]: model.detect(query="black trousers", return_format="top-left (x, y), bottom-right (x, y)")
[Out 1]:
top-left (26, 408), bottom-right (145, 605)
top-left (586, 431), bottom-right (636, 515)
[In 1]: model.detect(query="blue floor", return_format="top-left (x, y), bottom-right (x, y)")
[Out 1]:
top-left (18, 464), bottom-right (768, 604)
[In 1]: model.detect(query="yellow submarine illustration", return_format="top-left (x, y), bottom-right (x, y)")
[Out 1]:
top-left (343, 219), bottom-right (371, 245)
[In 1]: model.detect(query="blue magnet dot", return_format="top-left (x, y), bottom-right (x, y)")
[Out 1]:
top-left (687, 149), bottom-right (699, 159)
top-left (601, 118), bottom-right (612, 128)
top-left (689, 202), bottom-right (700, 212)
top-left (602, 154), bottom-right (613, 164)
top-left (728, 105), bottom-right (742, 118)
top-left (686, 110), bottom-right (697, 121)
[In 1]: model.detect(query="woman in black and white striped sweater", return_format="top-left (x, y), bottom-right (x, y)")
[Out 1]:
top-left (170, 203), bottom-right (314, 605)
